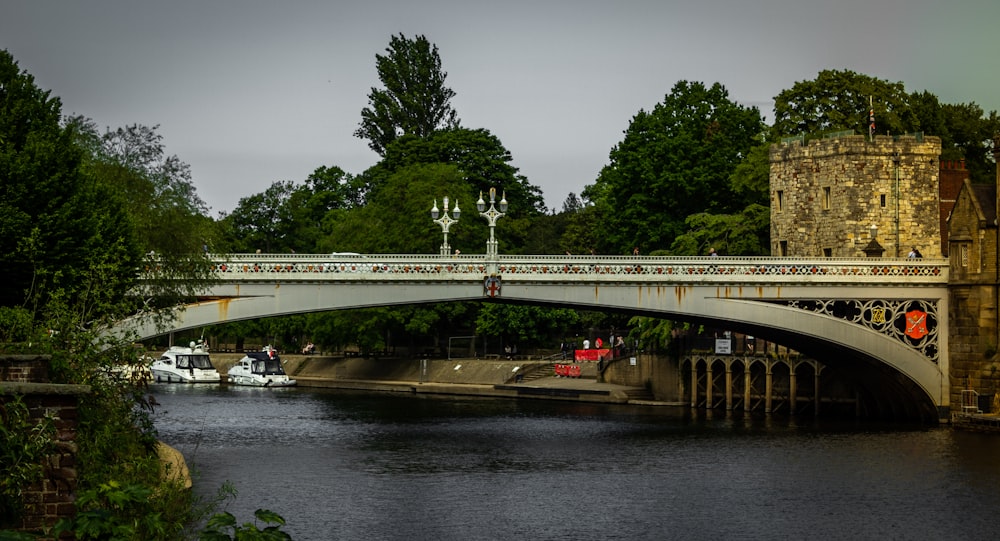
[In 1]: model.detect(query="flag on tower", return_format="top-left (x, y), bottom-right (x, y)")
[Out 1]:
top-left (868, 96), bottom-right (875, 141)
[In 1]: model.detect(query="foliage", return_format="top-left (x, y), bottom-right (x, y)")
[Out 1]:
top-left (199, 509), bottom-right (291, 541)
top-left (475, 304), bottom-right (581, 349)
top-left (584, 80), bottom-right (764, 254)
top-left (53, 480), bottom-right (207, 541)
top-left (218, 166), bottom-right (366, 255)
top-left (355, 33), bottom-right (460, 156)
top-left (772, 69), bottom-right (912, 137)
top-left (0, 395), bottom-right (55, 527)
top-left (325, 162), bottom-right (477, 254)
top-left (0, 530), bottom-right (36, 540)
top-left (668, 204), bottom-right (770, 256)
top-left (373, 129), bottom-right (546, 214)
top-left (0, 50), bottom-right (221, 538)
top-left (772, 69), bottom-right (999, 183)
top-left (0, 50), bottom-right (142, 314)
top-left (728, 140), bottom-right (771, 206)
top-left (220, 180), bottom-right (297, 254)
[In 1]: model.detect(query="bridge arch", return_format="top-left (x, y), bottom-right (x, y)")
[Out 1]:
top-left (119, 254), bottom-right (949, 420)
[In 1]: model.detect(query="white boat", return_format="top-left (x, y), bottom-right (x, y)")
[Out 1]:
top-left (150, 341), bottom-right (221, 383)
top-left (226, 346), bottom-right (297, 387)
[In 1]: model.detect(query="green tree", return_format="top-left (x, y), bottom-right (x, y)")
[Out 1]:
top-left (368, 128), bottom-right (546, 215)
top-left (668, 204), bottom-right (770, 256)
top-left (326, 162), bottom-right (477, 254)
top-left (220, 181), bottom-right (296, 253)
top-left (355, 33), bottom-right (460, 156)
top-left (476, 304), bottom-right (581, 350)
top-left (70, 120), bottom-right (216, 308)
top-left (0, 50), bottom-right (142, 317)
top-left (771, 69), bottom-right (912, 137)
top-left (584, 80), bottom-right (764, 253)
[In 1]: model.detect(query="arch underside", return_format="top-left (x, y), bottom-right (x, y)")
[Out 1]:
top-left (120, 280), bottom-right (946, 417)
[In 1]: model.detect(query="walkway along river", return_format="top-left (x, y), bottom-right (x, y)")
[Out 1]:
top-left (151, 356), bottom-right (1000, 540)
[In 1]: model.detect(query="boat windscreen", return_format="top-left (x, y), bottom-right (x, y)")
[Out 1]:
top-left (177, 354), bottom-right (214, 369)
top-left (252, 359), bottom-right (285, 375)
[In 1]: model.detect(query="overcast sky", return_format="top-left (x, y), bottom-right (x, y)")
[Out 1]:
top-left (3, 1), bottom-right (998, 216)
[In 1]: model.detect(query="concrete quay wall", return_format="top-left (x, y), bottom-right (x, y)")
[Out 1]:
top-left (209, 354), bottom-right (663, 404)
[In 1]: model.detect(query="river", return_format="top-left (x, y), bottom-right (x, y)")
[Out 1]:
top-left (150, 384), bottom-right (1000, 541)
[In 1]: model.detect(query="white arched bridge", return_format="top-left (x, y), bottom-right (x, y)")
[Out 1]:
top-left (125, 254), bottom-right (949, 417)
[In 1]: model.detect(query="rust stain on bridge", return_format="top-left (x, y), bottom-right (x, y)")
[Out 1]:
top-left (216, 297), bottom-right (232, 322)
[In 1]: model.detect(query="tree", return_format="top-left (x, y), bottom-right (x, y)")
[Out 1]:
top-left (220, 181), bottom-right (297, 253)
top-left (70, 120), bottom-right (216, 306)
top-left (771, 69), bottom-right (912, 137)
top-left (355, 34), bottom-right (460, 156)
top-left (583, 80), bottom-right (764, 253)
top-left (561, 192), bottom-right (583, 214)
top-left (668, 204), bottom-right (770, 256)
top-left (368, 128), bottom-right (546, 214)
top-left (475, 304), bottom-right (581, 349)
top-left (0, 50), bottom-right (141, 316)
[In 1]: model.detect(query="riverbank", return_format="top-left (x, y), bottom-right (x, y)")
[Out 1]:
top-left (210, 353), bottom-right (681, 406)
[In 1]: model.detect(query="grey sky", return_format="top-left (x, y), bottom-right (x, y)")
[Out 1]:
top-left (3, 1), bottom-right (998, 215)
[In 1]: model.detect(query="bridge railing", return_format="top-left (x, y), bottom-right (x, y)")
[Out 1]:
top-left (186, 254), bottom-right (948, 286)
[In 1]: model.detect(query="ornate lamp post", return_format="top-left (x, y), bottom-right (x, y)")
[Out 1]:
top-left (430, 196), bottom-right (460, 256)
top-left (477, 187), bottom-right (507, 260)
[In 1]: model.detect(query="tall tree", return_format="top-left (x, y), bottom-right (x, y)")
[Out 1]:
top-left (0, 50), bottom-right (141, 317)
top-left (72, 120), bottom-right (214, 253)
top-left (355, 33), bottom-right (460, 156)
top-left (371, 128), bottom-right (546, 214)
top-left (583, 80), bottom-right (764, 253)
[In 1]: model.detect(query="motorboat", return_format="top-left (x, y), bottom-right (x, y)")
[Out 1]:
top-left (149, 341), bottom-right (221, 383)
top-left (226, 346), bottom-right (297, 387)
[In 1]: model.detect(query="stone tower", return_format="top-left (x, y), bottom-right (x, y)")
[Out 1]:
top-left (770, 134), bottom-right (943, 258)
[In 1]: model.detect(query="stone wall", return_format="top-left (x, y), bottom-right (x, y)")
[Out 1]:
top-left (0, 355), bottom-right (89, 533)
top-left (945, 140), bottom-right (1000, 412)
top-left (770, 134), bottom-right (942, 258)
top-left (602, 353), bottom-right (680, 401)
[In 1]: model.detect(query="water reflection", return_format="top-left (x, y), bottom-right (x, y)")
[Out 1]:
top-left (151, 384), bottom-right (1000, 540)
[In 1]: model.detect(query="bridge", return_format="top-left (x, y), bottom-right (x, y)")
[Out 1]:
top-left (123, 253), bottom-right (949, 419)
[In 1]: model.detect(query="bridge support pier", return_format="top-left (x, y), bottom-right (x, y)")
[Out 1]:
top-left (725, 366), bottom-right (734, 411)
top-left (690, 367), bottom-right (697, 408)
top-left (743, 370), bottom-right (751, 413)
top-left (765, 364), bottom-right (773, 414)
top-left (789, 368), bottom-right (797, 415)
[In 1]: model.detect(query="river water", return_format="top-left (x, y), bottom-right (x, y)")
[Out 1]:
top-left (151, 384), bottom-right (1000, 541)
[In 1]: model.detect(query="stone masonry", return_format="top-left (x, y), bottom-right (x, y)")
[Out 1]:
top-left (770, 134), bottom-right (942, 258)
top-left (945, 138), bottom-right (1000, 412)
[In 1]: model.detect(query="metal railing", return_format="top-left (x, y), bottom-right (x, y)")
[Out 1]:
top-left (166, 254), bottom-right (949, 286)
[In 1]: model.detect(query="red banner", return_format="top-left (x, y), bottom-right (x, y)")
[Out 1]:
top-left (574, 349), bottom-right (610, 361)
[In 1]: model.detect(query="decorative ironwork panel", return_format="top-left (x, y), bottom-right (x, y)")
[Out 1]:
top-left (772, 299), bottom-right (939, 364)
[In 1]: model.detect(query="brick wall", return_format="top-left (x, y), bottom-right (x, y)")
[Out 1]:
top-left (0, 355), bottom-right (89, 534)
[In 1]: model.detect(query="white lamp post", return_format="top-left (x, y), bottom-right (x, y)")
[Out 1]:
top-left (477, 188), bottom-right (507, 260)
top-left (431, 196), bottom-right (460, 256)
